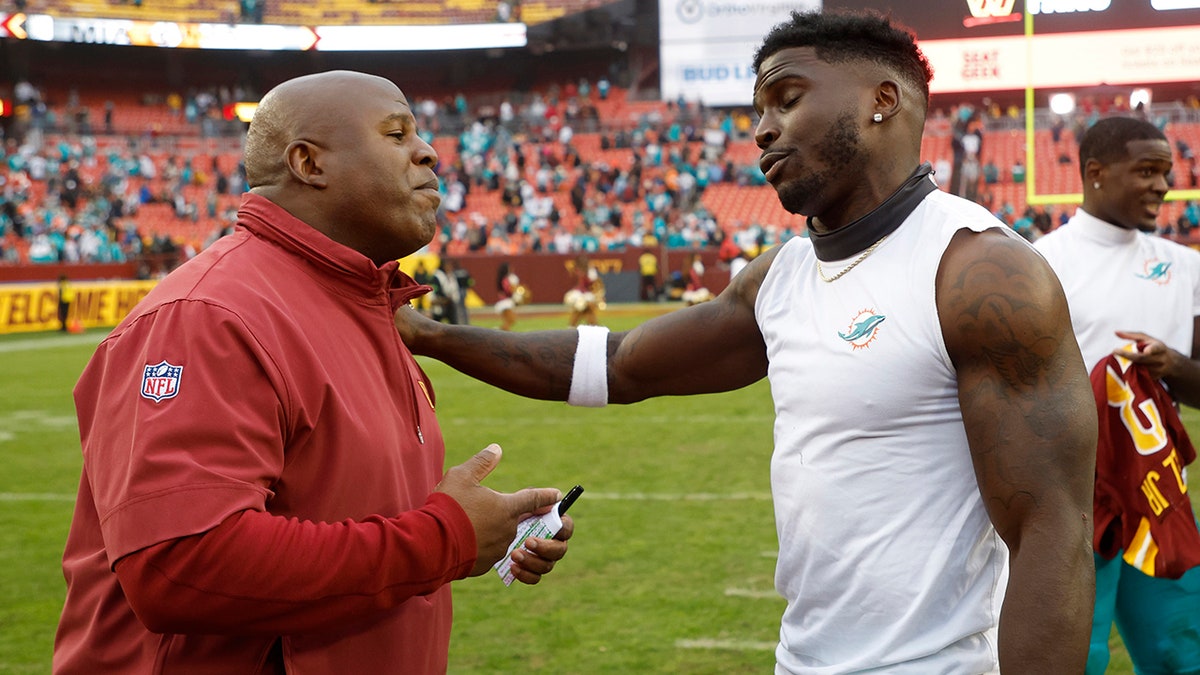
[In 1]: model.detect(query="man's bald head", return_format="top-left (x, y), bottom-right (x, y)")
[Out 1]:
top-left (244, 70), bottom-right (402, 189)
top-left (239, 69), bottom-right (440, 264)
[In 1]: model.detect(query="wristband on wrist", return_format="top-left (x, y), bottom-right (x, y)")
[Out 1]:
top-left (568, 325), bottom-right (609, 407)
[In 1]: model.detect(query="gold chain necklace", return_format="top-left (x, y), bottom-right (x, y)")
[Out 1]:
top-left (816, 235), bottom-right (889, 283)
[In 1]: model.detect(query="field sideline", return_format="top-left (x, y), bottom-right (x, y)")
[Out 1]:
top-left (2, 302), bottom-right (1193, 673)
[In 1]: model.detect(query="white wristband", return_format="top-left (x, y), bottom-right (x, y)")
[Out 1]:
top-left (568, 325), bottom-right (610, 407)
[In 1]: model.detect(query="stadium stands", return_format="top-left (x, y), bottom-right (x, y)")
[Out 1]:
top-left (6, 69), bottom-right (1200, 273)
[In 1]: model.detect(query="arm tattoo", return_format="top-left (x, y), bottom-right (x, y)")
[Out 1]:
top-left (942, 239), bottom-right (1093, 528)
top-left (435, 327), bottom-right (578, 398)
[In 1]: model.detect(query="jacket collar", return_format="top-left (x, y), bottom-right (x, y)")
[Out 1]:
top-left (236, 193), bottom-right (429, 310)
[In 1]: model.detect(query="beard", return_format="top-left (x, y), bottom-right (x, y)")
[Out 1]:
top-left (775, 109), bottom-right (865, 216)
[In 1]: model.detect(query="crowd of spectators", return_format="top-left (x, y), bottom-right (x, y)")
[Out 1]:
top-left (8, 79), bottom-right (255, 141)
top-left (1, 81), bottom-right (248, 270)
top-left (4, 75), bottom-right (1200, 270)
top-left (423, 85), bottom-right (779, 260)
top-left (0, 131), bottom-right (246, 271)
top-left (1, 76), bottom-right (788, 269)
top-left (932, 97), bottom-right (1200, 243)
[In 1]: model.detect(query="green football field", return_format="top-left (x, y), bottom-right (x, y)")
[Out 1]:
top-left (1, 304), bottom-right (1194, 673)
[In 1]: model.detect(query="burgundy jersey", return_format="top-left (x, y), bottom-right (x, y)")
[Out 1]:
top-left (1091, 354), bottom-right (1200, 578)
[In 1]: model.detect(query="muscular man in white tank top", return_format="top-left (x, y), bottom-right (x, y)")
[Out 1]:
top-left (398, 11), bottom-right (1097, 673)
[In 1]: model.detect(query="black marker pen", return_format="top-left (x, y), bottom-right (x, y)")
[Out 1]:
top-left (558, 485), bottom-right (584, 516)
top-left (495, 484), bottom-right (584, 586)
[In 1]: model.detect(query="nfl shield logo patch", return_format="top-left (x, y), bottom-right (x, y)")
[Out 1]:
top-left (141, 360), bottom-right (183, 402)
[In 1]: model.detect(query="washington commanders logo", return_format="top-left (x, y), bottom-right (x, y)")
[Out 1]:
top-left (141, 360), bottom-right (183, 402)
top-left (965, 0), bottom-right (1016, 18)
top-left (838, 309), bottom-right (886, 350)
top-left (1135, 259), bottom-right (1172, 285)
top-left (963, 0), bottom-right (1020, 26)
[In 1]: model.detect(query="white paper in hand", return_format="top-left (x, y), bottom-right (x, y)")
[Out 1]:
top-left (493, 485), bottom-right (582, 587)
top-left (493, 507), bottom-right (562, 586)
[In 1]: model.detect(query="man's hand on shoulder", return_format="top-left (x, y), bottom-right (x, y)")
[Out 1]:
top-left (394, 303), bottom-right (442, 355)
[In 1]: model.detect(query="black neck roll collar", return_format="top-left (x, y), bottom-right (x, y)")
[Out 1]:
top-left (807, 163), bottom-right (937, 261)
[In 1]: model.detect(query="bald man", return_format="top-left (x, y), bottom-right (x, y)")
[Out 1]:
top-left (53, 71), bottom-right (571, 674)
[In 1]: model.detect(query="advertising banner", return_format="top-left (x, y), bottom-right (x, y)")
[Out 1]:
top-left (659, 0), bottom-right (820, 107)
top-left (0, 280), bottom-right (156, 334)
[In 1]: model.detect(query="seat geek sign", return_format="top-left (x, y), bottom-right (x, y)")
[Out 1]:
top-left (821, 0), bottom-right (1200, 94)
top-left (827, 0), bottom-right (1200, 37)
top-left (918, 25), bottom-right (1200, 93)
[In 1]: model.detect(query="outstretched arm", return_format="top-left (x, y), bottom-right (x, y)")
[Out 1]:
top-left (397, 249), bottom-right (778, 404)
top-left (938, 229), bottom-right (1096, 674)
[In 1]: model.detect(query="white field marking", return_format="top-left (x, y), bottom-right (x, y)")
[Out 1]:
top-left (0, 332), bottom-right (106, 353)
top-left (723, 587), bottom-right (780, 599)
top-left (5, 412), bottom-right (77, 427)
top-left (676, 638), bottom-right (776, 652)
top-left (584, 492), bottom-right (771, 501)
top-left (761, 550), bottom-right (779, 558)
top-left (0, 493), bottom-right (76, 501)
top-left (0, 410), bottom-right (79, 444)
top-left (445, 414), bottom-right (774, 426)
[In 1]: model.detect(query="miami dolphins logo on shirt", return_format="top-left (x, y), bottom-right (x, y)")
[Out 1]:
top-left (838, 309), bottom-right (886, 350)
top-left (1136, 259), bottom-right (1172, 285)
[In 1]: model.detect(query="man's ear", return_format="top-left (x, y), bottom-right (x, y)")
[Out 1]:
top-left (872, 80), bottom-right (902, 123)
top-left (1083, 158), bottom-right (1105, 186)
top-left (284, 140), bottom-right (327, 188)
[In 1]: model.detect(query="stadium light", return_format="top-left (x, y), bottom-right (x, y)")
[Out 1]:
top-left (222, 102), bottom-right (257, 123)
top-left (1049, 92), bottom-right (1076, 115)
top-left (1130, 87), bottom-right (1152, 109)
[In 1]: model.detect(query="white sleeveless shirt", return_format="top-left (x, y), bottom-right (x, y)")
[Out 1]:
top-left (756, 188), bottom-right (1010, 674)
